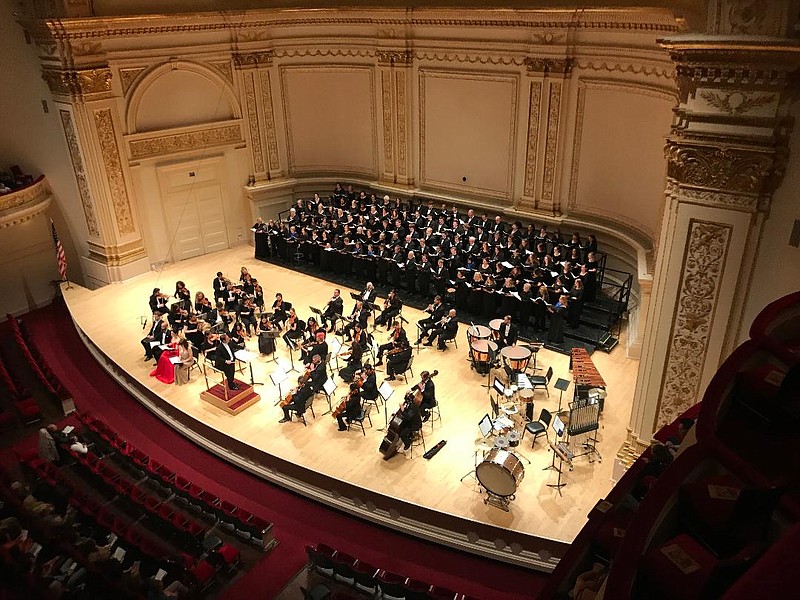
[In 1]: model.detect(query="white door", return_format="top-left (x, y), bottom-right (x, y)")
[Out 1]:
top-left (166, 183), bottom-right (229, 261)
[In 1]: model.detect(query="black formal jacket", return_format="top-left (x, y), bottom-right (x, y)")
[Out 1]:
top-left (500, 323), bottom-right (519, 346)
top-left (361, 372), bottom-right (379, 400)
top-left (214, 342), bottom-right (236, 370)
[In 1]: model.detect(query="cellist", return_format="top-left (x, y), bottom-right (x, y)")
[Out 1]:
top-left (396, 390), bottom-right (423, 458)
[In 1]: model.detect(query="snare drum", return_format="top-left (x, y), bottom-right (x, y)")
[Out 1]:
top-left (507, 430), bottom-right (521, 447)
top-left (494, 436), bottom-right (509, 450)
top-left (476, 449), bottom-right (525, 497)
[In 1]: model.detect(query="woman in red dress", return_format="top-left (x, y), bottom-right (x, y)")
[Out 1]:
top-left (150, 332), bottom-right (180, 384)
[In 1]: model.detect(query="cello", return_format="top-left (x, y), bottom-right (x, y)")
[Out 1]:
top-left (378, 370), bottom-right (437, 460)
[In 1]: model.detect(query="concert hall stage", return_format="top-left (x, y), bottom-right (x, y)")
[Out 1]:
top-left (61, 245), bottom-right (638, 572)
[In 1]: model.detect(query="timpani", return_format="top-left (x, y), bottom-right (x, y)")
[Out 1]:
top-left (501, 345), bottom-right (532, 372)
top-left (470, 339), bottom-right (498, 372)
top-left (467, 324), bottom-right (492, 344)
top-left (488, 318), bottom-right (503, 341)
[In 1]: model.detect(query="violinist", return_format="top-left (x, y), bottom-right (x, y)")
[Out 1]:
top-left (336, 382), bottom-right (362, 431)
top-left (237, 298), bottom-right (257, 336)
top-left (411, 370), bottom-right (437, 421)
top-left (342, 300), bottom-right (368, 340)
top-left (384, 339), bottom-right (412, 381)
top-left (282, 307), bottom-right (304, 349)
top-left (168, 304), bottom-right (188, 334)
top-left (212, 271), bottom-right (228, 302)
top-left (338, 325), bottom-right (365, 382)
top-left (148, 288), bottom-right (168, 317)
top-left (224, 282), bottom-right (243, 310)
top-left (360, 363), bottom-right (379, 405)
top-left (308, 353), bottom-right (327, 393)
top-left (375, 320), bottom-right (407, 367)
top-left (279, 375), bottom-right (313, 423)
top-left (396, 391), bottom-right (423, 458)
top-left (320, 289), bottom-right (344, 329)
top-left (194, 292), bottom-right (212, 320)
top-left (271, 293), bottom-right (288, 329)
top-left (302, 331), bottom-right (328, 365)
top-left (252, 281), bottom-right (265, 311)
top-left (174, 281), bottom-right (191, 312)
top-left (201, 330), bottom-right (221, 362)
top-left (374, 289), bottom-right (402, 329)
top-left (230, 322), bottom-right (247, 350)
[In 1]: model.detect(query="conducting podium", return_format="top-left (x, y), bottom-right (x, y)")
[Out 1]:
top-left (200, 355), bottom-right (261, 415)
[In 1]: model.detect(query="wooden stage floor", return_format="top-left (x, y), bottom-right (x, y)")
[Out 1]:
top-left (61, 245), bottom-right (638, 559)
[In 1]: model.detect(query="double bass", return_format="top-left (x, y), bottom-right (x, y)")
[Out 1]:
top-left (378, 370), bottom-right (438, 459)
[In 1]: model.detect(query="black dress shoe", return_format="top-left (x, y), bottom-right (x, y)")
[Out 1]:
top-left (278, 417), bottom-right (290, 423)
top-left (423, 342), bottom-right (432, 346)
top-left (229, 384), bottom-right (240, 391)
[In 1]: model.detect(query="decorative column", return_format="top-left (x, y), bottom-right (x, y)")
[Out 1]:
top-left (40, 60), bottom-right (149, 285)
top-left (626, 3), bottom-right (800, 449)
top-left (377, 49), bottom-right (413, 187)
top-left (233, 51), bottom-right (283, 183)
top-left (518, 58), bottom-right (572, 215)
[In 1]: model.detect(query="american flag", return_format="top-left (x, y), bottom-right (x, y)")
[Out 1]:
top-left (50, 219), bottom-right (67, 281)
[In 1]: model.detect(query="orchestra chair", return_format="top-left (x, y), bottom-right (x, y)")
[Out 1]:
top-left (442, 332), bottom-right (458, 349)
top-left (428, 401), bottom-right (441, 431)
top-left (298, 394), bottom-right (317, 427)
top-left (347, 403), bottom-right (373, 436)
top-left (398, 355), bottom-right (415, 384)
top-left (530, 365), bottom-right (553, 396)
top-left (522, 408), bottom-right (552, 448)
top-left (411, 424), bottom-right (427, 456)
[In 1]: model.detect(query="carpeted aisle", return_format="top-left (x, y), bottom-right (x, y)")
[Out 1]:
top-left (23, 300), bottom-right (548, 599)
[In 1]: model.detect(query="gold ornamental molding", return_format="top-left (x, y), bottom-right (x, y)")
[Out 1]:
top-left (87, 239), bottom-right (147, 267)
top-left (259, 70), bottom-right (280, 173)
top-left (699, 90), bottom-right (776, 116)
top-left (0, 177), bottom-right (51, 230)
top-left (524, 57), bottom-right (573, 76)
top-left (59, 109), bottom-right (100, 238)
top-left (127, 122), bottom-right (244, 160)
top-left (522, 81), bottom-right (543, 200)
top-left (395, 69), bottom-right (408, 177)
top-left (655, 219), bottom-right (732, 430)
top-left (665, 141), bottom-right (781, 198)
top-left (94, 108), bottom-right (136, 236)
top-left (233, 51), bottom-right (274, 69)
top-left (381, 72), bottom-right (394, 176)
top-left (540, 84), bottom-right (562, 207)
top-left (119, 67), bottom-right (146, 96)
top-left (41, 66), bottom-right (112, 100)
top-left (243, 71), bottom-right (265, 174)
top-left (377, 50), bottom-right (413, 65)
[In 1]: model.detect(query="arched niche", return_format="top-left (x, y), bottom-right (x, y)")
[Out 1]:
top-left (126, 61), bottom-right (240, 134)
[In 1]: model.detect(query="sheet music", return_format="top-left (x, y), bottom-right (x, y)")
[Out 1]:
top-left (234, 349), bottom-right (256, 363)
top-left (169, 356), bottom-right (182, 364)
top-left (516, 373), bottom-right (532, 389)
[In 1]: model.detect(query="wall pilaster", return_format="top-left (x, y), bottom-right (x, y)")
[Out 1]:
top-left (377, 49), bottom-right (414, 187)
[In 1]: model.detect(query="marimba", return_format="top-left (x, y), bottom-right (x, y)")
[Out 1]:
top-left (569, 348), bottom-right (606, 388)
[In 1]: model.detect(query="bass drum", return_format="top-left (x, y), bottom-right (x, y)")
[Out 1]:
top-left (476, 449), bottom-right (525, 498)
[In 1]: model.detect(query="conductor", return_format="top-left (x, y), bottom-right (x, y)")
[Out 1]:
top-left (214, 333), bottom-right (239, 391)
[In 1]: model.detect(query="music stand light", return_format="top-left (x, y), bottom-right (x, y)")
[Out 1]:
top-left (554, 377), bottom-right (570, 415)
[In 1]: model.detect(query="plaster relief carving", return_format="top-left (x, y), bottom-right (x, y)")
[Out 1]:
top-left (666, 142), bottom-right (775, 195)
top-left (656, 220), bottom-right (732, 429)
top-left (700, 90), bottom-right (775, 116)
top-left (523, 81), bottom-right (542, 198)
top-left (395, 70), bottom-right (407, 177)
top-left (233, 51), bottom-right (274, 69)
top-left (541, 85), bottom-right (562, 205)
top-left (377, 50), bottom-right (413, 65)
top-left (210, 60), bottom-right (235, 85)
top-left (259, 70), bottom-right (280, 172)
top-left (381, 72), bottom-right (394, 171)
top-left (119, 68), bottom-right (145, 96)
top-left (71, 41), bottom-right (101, 57)
top-left (128, 124), bottom-right (243, 160)
top-left (243, 71), bottom-right (265, 174)
top-left (727, 0), bottom-right (773, 35)
top-left (532, 32), bottom-right (565, 45)
top-left (60, 110), bottom-right (100, 237)
top-left (93, 108), bottom-right (136, 235)
top-left (666, 180), bottom-right (758, 212)
top-left (42, 67), bottom-right (112, 99)
top-left (524, 57), bottom-right (572, 75)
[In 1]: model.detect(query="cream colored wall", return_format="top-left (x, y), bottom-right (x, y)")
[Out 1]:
top-left (571, 85), bottom-right (674, 241)
top-left (738, 102), bottom-right (800, 344)
top-left (0, 0), bottom-right (86, 304)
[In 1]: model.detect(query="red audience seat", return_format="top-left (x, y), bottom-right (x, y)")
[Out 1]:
top-left (190, 559), bottom-right (217, 592)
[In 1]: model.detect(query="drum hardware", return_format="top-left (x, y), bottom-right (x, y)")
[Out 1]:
top-left (476, 449), bottom-right (525, 512)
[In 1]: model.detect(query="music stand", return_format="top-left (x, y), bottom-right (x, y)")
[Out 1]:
top-left (328, 337), bottom-right (343, 372)
top-left (554, 378), bottom-right (570, 415)
top-left (285, 342), bottom-right (300, 373)
top-left (321, 378), bottom-right (337, 415)
top-left (461, 414), bottom-right (493, 483)
top-left (262, 330), bottom-right (280, 364)
top-left (377, 380), bottom-right (395, 431)
top-left (546, 441), bottom-right (573, 496)
top-left (270, 369), bottom-right (289, 406)
top-left (309, 306), bottom-right (322, 317)
top-left (234, 349), bottom-right (261, 386)
top-left (414, 322), bottom-right (425, 354)
top-left (349, 292), bottom-right (362, 302)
